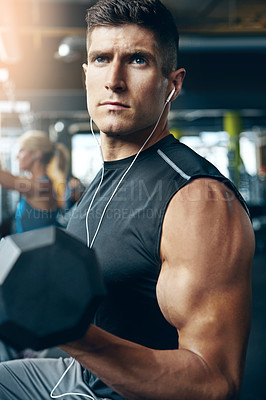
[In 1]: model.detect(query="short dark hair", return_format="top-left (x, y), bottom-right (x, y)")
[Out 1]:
top-left (86, 0), bottom-right (179, 77)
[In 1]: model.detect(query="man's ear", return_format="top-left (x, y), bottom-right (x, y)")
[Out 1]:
top-left (81, 64), bottom-right (88, 91)
top-left (82, 63), bottom-right (88, 75)
top-left (169, 68), bottom-right (186, 100)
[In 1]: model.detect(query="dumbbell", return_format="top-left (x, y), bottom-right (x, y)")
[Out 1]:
top-left (0, 226), bottom-right (105, 351)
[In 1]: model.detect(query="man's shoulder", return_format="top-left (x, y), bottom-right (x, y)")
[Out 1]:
top-left (157, 136), bottom-right (219, 175)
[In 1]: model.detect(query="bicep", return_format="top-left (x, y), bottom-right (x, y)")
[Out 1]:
top-left (157, 178), bottom-right (254, 382)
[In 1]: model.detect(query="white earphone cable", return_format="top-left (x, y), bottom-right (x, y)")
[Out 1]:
top-left (86, 97), bottom-right (170, 248)
top-left (50, 358), bottom-right (97, 399)
top-left (85, 118), bottom-right (104, 247)
top-left (50, 90), bottom-right (173, 398)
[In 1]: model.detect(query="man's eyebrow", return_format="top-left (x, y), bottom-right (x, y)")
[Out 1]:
top-left (88, 48), bottom-right (157, 63)
top-left (88, 50), bottom-right (108, 59)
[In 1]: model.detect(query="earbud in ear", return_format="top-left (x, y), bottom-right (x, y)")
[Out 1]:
top-left (165, 88), bottom-right (175, 104)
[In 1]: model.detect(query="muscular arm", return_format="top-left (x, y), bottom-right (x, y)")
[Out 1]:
top-left (63, 178), bottom-right (255, 400)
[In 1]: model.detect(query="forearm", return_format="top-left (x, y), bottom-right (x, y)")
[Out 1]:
top-left (0, 169), bottom-right (11, 189)
top-left (0, 169), bottom-right (32, 192)
top-left (0, 169), bottom-right (18, 190)
top-left (62, 325), bottom-right (231, 400)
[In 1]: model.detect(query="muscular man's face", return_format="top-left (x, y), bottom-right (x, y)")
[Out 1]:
top-left (83, 24), bottom-right (170, 138)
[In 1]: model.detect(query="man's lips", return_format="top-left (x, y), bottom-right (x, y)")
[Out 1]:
top-left (100, 101), bottom-right (130, 110)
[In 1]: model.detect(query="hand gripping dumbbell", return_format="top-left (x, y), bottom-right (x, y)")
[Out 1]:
top-left (0, 226), bottom-right (105, 351)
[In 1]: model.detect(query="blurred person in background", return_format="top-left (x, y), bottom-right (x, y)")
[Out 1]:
top-left (0, 130), bottom-right (68, 233)
top-left (65, 175), bottom-right (85, 210)
top-left (56, 175), bottom-right (86, 228)
top-left (47, 141), bottom-right (70, 211)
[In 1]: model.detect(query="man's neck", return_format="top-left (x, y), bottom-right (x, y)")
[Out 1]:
top-left (100, 122), bottom-right (170, 162)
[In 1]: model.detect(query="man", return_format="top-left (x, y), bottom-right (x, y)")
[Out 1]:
top-left (0, 0), bottom-right (255, 399)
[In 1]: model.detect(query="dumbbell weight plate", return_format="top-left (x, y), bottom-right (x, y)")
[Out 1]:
top-left (0, 226), bottom-right (105, 351)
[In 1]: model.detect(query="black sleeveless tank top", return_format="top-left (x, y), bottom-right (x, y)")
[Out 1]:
top-left (67, 135), bottom-right (249, 399)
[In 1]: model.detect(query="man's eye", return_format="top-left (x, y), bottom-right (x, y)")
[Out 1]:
top-left (131, 56), bottom-right (146, 65)
top-left (95, 56), bottom-right (106, 63)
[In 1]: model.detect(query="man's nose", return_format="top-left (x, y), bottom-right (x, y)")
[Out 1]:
top-left (105, 61), bottom-right (126, 92)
